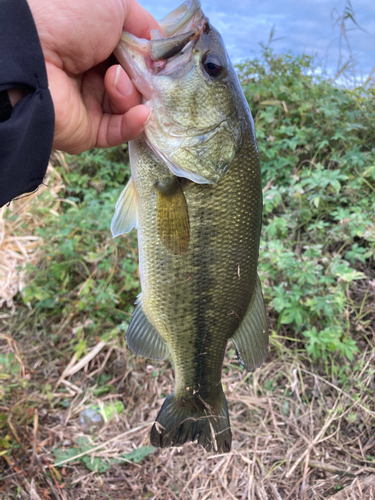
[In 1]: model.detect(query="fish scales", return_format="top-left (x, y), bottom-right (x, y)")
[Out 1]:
top-left (112, 0), bottom-right (268, 453)
top-left (133, 135), bottom-right (261, 389)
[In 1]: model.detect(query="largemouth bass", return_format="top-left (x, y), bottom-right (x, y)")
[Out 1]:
top-left (111, 0), bottom-right (268, 453)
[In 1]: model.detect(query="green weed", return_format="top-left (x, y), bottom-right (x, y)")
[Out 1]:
top-left (12, 49), bottom-right (375, 366)
top-left (53, 436), bottom-right (155, 473)
top-left (238, 48), bottom-right (374, 361)
top-left (19, 147), bottom-right (139, 353)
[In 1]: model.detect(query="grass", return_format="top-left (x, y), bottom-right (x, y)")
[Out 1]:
top-left (0, 49), bottom-right (374, 499)
top-left (0, 332), bottom-right (374, 499)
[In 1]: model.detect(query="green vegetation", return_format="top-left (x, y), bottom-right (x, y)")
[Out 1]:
top-left (17, 49), bottom-right (375, 366)
top-left (239, 49), bottom-right (375, 363)
top-left (53, 439), bottom-right (154, 472)
top-left (21, 147), bottom-right (139, 346)
top-left (1, 49), bottom-right (374, 496)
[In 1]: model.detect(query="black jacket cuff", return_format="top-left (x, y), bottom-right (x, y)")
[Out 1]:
top-left (0, 0), bottom-right (55, 207)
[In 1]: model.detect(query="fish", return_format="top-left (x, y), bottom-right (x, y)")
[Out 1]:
top-left (111, 0), bottom-right (268, 453)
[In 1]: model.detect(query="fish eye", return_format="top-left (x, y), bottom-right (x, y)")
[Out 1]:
top-left (202, 53), bottom-right (224, 78)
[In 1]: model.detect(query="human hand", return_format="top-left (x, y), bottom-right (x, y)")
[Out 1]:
top-left (27, 0), bottom-right (159, 154)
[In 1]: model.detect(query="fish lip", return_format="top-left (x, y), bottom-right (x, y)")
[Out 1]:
top-left (117, 20), bottom-right (207, 75)
top-left (114, 0), bottom-right (208, 97)
top-left (149, 26), bottom-right (201, 62)
top-left (159, 0), bottom-right (203, 36)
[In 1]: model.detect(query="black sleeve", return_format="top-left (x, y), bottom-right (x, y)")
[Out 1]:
top-left (0, 0), bottom-right (55, 207)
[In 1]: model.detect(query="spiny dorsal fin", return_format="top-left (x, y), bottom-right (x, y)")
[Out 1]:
top-left (231, 276), bottom-right (269, 371)
top-left (126, 295), bottom-right (170, 361)
top-left (111, 177), bottom-right (138, 238)
top-left (156, 177), bottom-right (190, 255)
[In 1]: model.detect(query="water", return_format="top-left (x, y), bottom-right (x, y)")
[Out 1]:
top-left (143, 0), bottom-right (375, 81)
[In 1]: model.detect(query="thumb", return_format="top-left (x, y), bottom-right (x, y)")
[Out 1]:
top-left (105, 64), bottom-right (143, 115)
top-left (97, 65), bottom-right (150, 148)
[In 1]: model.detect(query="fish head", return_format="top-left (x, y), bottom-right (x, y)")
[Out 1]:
top-left (115, 0), bottom-right (248, 185)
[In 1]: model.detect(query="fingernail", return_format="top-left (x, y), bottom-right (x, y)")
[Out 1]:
top-left (142, 109), bottom-right (151, 127)
top-left (114, 65), bottom-right (133, 96)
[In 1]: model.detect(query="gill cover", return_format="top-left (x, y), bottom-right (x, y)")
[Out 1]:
top-left (114, 0), bottom-right (242, 185)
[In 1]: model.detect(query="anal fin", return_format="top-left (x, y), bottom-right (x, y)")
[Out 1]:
top-left (111, 176), bottom-right (138, 238)
top-left (231, 276), bottom-right (269, 371)
top-left (126, 296), bottom-right (170, 361)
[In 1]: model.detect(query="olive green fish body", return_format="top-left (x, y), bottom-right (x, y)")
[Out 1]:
top-left (112, 0), bottom-right (268, 453)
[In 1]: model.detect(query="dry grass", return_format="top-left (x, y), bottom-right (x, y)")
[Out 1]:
top-left (0, 162), bottom-right (64, 312)
top-left (0, 328), bottom-right (374, 500)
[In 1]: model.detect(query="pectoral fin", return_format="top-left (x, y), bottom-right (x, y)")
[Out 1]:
top-left (156, 177), bottom-right (190, 255)
top-left (231, 276), bottom-right (269, 371)
top-left (126, 295), bottom-right (170, 360)
top-left (111, 177), bottom-right (138, 238)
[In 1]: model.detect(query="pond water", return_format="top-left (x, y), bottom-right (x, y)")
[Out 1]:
top-left (143, 0), bottom-right (375, 82)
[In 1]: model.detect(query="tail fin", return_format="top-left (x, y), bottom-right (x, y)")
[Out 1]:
top-left (150, 386), bottom-right (231, 453)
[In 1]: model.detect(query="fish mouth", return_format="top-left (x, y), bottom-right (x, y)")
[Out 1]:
top-left (119, 20), bottom-right (207, 79)
top-left (149, 0), bottom-right (207, 62)
top-left (149, 26), bottom-right (201, 62)
top-left (114, 0), bottom-right (206, 99)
